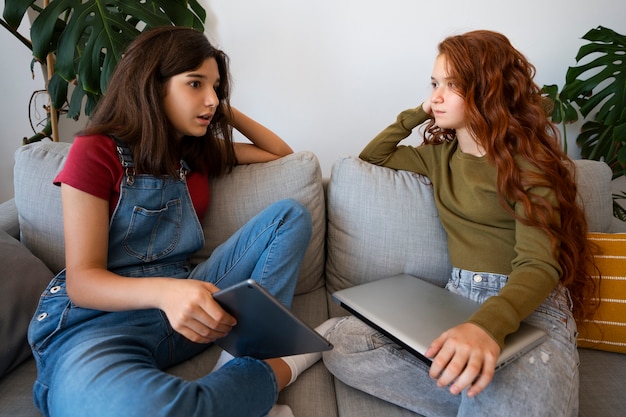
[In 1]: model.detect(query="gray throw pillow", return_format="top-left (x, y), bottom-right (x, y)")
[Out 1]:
top-left (0, 229), bottom-right (53, 377)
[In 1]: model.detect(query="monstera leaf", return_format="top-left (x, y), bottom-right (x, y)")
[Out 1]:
top-left (541, 83), bottom-right (579, 153)
top-left (560, 26), bottom-right (626, 179)
top-left (562, 26), bottom-right (626, 125)
top-left (3, 0), bottom-right (206, 119)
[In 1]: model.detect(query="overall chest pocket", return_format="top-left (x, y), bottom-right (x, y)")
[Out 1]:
top-left (123, 199), bottom-right (183, 262)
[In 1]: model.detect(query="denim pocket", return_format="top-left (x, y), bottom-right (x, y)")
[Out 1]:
top-left (122, 199), bottom-right (182, 262)
top-left (447, 269), bottom-right (508, 304)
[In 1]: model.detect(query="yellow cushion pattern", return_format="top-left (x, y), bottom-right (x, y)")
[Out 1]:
top-left (576, 233), bottom-right (626, 354)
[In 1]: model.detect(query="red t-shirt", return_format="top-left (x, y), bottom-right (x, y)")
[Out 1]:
top-left (54, 135), bottom-right (211, 219)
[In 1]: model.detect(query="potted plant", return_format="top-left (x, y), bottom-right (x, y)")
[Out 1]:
top-left (543, 25), bottom-right (626, 221)
top-left (1, 0), bottom-right (207, 143)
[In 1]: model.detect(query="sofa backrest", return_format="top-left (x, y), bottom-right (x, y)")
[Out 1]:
top-left (324, 156), bottom-right (614, 294)
top-left (325, 156), bottom-right (451, 293)
top-left (13, 141), bottom-right (327, 295)
top-left (12, 141), bottom-right (615, 297)
top-left (14, 141), bottom-right (69, 274)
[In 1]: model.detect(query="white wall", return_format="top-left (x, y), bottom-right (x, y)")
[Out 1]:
top-left (2, 0), bottom-right (625, 203)
top-left (205, 0), bottom-right (625, 175)
top-left (0, 0), bottom-right (45, 202)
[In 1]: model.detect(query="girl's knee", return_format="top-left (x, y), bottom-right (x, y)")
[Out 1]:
top-left (273, 198), bottom-right (312, 239)
top-left (277, 198), bottom-right (311, 222)
top-left (325, 316), bottom-right (381, 354)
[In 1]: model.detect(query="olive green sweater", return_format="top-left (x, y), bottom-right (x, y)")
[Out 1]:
top-left (360, 106), bottom-right (561, 347)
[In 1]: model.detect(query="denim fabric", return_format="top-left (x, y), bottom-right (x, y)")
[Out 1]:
top-left (324, 269), bottom-right (579, 417)
top-left (28, 147), bottom-right (312, 417)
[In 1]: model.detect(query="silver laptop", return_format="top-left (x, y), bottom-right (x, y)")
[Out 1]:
top-left (332, 274), bottom-right (546, 371)
top-left (213, 279), bottom-right (333, 359)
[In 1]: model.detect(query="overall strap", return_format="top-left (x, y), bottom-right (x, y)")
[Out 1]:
top-left (179, 159), bottom-right (191, 180)
top-left (110, 135), bottom-right (190, 183)
top-left (111, 136), bottom-right (136, 186)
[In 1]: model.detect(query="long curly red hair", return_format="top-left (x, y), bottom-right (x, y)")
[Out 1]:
top-left (425, 30), bottom-right (597, 320)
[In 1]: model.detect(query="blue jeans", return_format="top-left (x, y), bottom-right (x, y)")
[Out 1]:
top-left (323, 269), bottom-right (579, 417)
top-left (28, 151), bottom-right (312, 417)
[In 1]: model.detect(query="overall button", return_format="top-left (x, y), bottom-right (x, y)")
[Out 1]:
top-left (37, 312), bottom-right (48, 321)
top-left (50, 286), bottom-right (62, 294)
top-left (473, 274), bottom-right (483, 283)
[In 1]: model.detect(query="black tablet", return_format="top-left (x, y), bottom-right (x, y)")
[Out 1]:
top-left (212, 279), bottom-right (333, 359)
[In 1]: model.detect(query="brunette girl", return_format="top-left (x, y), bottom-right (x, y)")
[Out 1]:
top-left (28, 26), bottom-right (317, 417)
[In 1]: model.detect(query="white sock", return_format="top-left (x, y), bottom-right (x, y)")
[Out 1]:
top-left (282, 317), bottom-right (342, 386)
top-left (265, 404), bottom-right (295, 417)
top-left (210, 350), bottom-right (234, 373)
top-left (315, 316), bottom-right (342, 337)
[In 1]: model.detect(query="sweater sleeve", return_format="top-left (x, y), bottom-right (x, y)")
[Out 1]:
top-left (359, 106), bottom-right (431, 172)
top-left (466, 185), bottom-right (562, 347)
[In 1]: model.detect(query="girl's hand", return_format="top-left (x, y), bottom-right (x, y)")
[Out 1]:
top-left (425, 322), bottom-right (501, 397)
top-left (158, 279), bottom-right (237, 344)
top-left (422, 98), bottom-right (433, 116)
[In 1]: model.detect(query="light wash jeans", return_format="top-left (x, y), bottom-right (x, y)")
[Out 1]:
top-left (323, 269), bottom-right (579, 417)
top-left (28, 145), bottom-right (312, 417)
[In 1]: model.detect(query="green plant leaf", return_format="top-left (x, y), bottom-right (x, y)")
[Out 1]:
top-left (613, 195), bottom-right (626, 222)
top-left (577, 120), bottom-right (615, 162)
top-left (615, 122), bottom-right (626, 178)
top-left (47, 72), bottom-right (68, 110)
top-left (26, 0), bottom-right (205, 117)
top-left (2, 0), bottom-right (36, 29)
top-left (541, 84), bottom-right (579, 152)
top-left (561, 25), bottom-right (626, 190)
top-left (561, 26), bottom-right (626, 126)
top-left (541, 84), bottom-right (579, 124)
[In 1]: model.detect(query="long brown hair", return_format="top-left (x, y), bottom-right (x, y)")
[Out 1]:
top-left (426, 30), bottom-right (596, 320)
top-left (80, 26), bottom-right (236, 177)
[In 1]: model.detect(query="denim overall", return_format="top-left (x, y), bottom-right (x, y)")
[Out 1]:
top-left (28, 141), bottom-right (312, 417)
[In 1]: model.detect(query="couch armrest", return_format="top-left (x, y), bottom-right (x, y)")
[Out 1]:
top-left (0, 199), bottom-right (19, 239)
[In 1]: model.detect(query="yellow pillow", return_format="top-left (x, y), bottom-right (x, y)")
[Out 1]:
top-left (576, 233), bottom-right (626, 354)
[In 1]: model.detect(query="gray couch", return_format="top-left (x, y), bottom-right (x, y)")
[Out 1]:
top-left (1, 140), bottom-right (625, 417)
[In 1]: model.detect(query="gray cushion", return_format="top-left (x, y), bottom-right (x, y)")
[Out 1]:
top-left (578, 348), bottom-right (626, 417)
top-left (14, 141), bottom-right (70, 274)
top-left (13, 141), bottom-right (327, 295)
top-left (325, 156), bottom-right (451, 293)
top-left (0, 359), bottom-right (40, 417)
top-left (190, 150), bottom-right (327, 295)
top-left (0, 229), bottom-right (53, 377)
top-left (325, 157), bottom-right (614, 295)
top-left (573, 159), bottom-right (613, 233)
